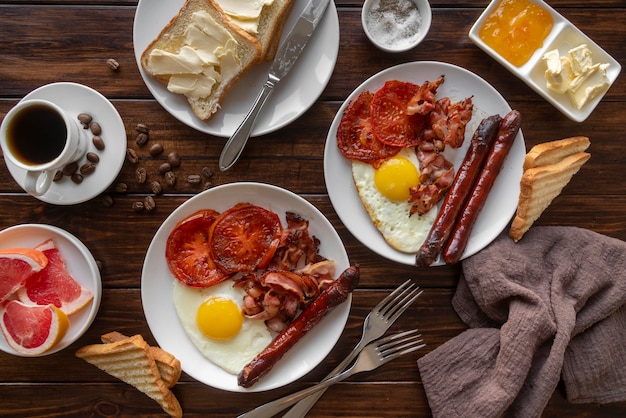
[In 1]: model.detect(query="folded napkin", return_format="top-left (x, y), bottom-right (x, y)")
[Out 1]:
top-left (418, 226), bottom-right (626, 418)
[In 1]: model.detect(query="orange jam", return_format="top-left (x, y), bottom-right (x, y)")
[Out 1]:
top-left (479, 0), bottom-right (553, 67)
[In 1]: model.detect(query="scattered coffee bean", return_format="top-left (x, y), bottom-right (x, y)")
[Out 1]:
top-left (203, 181), bottom-right (213, 190)
top-left (135, 123), bottom-right (149, 134)
top-left (115, 182), bottom-right (128, 193)
top-left (62, 162), bottom-right (78, 176)
top-left (86, 152), bottom-right (100, 163)
top-left (106, 58), bottom-right (120, 71)
top-left (158, 162), bottom-right (171, 174)
top-left (126, 148), bottom-right (138, 164)
top-left (187, 174), bottom-right (202, 185)
top-left (53, 170), bottom-right (63, 182)
top-left (90, 122), bottom-right (102, 136)
top-left (92, 135), bottom-right (105, 150)
top-left (101, 194), bottom-right (114, 207)
top-left (149, 143), bottom-right (164, 156)
top-left (131, 201), bottom-right (144, 212)
top-left (144, 196), bottom-right (156, 212)
top-left (71, 173), bottom-right (84, 184)
top-left (80, 162), bottom-right (96, 176)
top-left (150, 180), bottom-right (163, 195)
top-left (135, 167), bottom-right (147, 183)
top-left (202, 166), bottom-right (213, 179)
top-left (135, 132), bottom-right (149, 146)
top-left (165, 170), bottom-right (176, 186)
top-left (77, 113), bottom-right (92, 129)
top-left (167, 152), bottom-right (181, 168)
top-left (96, 260), bottom-right (103, 271)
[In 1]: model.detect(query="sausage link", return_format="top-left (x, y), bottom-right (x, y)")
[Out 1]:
top-left (237, 265), bottom-right (360, 388)
top-left (415, 115), bottom-right (502, 267)
top-left (442, 110), bottom-right (522, 264)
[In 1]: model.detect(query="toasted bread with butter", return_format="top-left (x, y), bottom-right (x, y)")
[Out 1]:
top-left (141, 0), bottom-right (262, 121)
top-left (76, 334), bottom-right (182, 418)
top-left (100, 331), bottom-right (182, 388)
top-left (510, 137), bottom-right (590, 242)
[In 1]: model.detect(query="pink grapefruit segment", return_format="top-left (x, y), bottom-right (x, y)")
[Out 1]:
top-left (18, 239), bottom-right (93, 315)
top-left (0, 247), bottom-right (48, 302)
top-left (0, 299), bottom-right (70, 355)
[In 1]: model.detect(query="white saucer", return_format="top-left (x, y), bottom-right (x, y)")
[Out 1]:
top-left (4, 82), bottom-right (126, 205)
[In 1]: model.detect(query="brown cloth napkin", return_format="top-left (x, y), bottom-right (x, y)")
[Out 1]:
top-left (418, 226), bottom-right (626, 418)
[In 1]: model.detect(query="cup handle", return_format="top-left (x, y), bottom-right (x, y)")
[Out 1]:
top-left (24, 169), bottom-right (55, 196)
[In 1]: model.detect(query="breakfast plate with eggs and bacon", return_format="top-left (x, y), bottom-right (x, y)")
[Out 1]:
top-left (325, 61), bottom-right (526, 266)
top-left (141, 182), bottom-right (351, 392)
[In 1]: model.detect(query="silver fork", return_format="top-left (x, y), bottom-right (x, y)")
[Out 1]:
top-left (283, 278), bottom-right (422, 417)
top-left (237, 329), bottom-right (425, 418)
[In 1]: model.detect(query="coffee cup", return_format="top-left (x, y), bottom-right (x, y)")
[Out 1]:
top-left (0, 99), bottom-right (87, 196)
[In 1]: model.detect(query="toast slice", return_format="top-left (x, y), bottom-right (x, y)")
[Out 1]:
top-left (523, 136), bottom-right (590, 170)
top-left (141, 0), bottom-right (262, 121)
top-left (510, 151), bottom-right (590, 242)
top-left (76, 334), bottom-right (182, 418)
top-left (100, 331), bottom-right (182, 388)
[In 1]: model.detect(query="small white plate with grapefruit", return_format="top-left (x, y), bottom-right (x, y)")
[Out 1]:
top-left (0, 224), bottom-right (101, 357)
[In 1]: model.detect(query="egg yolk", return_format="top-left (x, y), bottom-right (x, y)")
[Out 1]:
top-left (374, 156), bottom-right (420, 202)
top-left (196, 297), bottom-right (243, 341)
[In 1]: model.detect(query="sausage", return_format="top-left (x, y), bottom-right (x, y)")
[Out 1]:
top-left (237, 265), bottom-right (360, 388)
top-left (415, 115), bottom-right (502, 267)
top-left (442, 110), bottom-right (522, 264)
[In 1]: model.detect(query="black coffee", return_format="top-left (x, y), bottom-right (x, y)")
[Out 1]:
top-left (7, 104), bottom-right (67, 165)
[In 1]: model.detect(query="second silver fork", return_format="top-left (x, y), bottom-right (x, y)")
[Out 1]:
top-left (283, 278), bottom-right (423, 417)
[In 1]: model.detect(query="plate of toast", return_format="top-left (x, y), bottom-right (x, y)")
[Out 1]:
top-left (133, 0), bottom-right (339, 137)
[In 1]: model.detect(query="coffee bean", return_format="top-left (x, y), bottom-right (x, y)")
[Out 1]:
top-left (126, 148), bottom-right (138, 164)
top-left (53, 170), bottom-right (63, 182)
top-left (80, 162), bottom-right (96, 176)
top-left (167, 152), bottom-right (181, 168)
top-left (135, 123), bottom-right (149, 134)
top-left (71, 173), bottom-right (84, 184)
top-left (86, 152), bottom-right (100, 163)
top-left (202, 166), bottom-right (213, 179)
top-left (96, 260), bottom-right (103, 271)
top-left (149, 143), bottom-right (164, 156)
top-left (150, 180), bottom-right (163, 195)
top-left (135, 132), bottom-right (149, 146)
top-left (114, 182), bottom-right (128, 193)
top-left (77, 113), bottom-right (92, 129)
top-left (90, 122), bottom-right (102, 136)
top-left (101, 194), bottom-right (114, 207)
top-left (203, 181), bottom-right (213, 190)
top-left (187, 174), bottom-right (202, 185)
top-left (106, 58), bottom-right (120, 71)
top-left (164, 171), bottom-right (176, 186)
top-left (135, 167), bottom-right (147, 183)
top-left (131, 201), bottom-right (144, 212)
top-left (62, 162), bottom-right (78, 176)
top-left (158, 162), bottom-right (171, 174)
top-left (144, 196), bottom-right (156, 212)
top-left (92, 135), bottom-right (105, 150)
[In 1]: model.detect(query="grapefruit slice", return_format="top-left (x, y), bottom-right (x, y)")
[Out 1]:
top-left (0, 299), bottom-right (70, 355)
top-left (0, 247), bottom-right (48, 302)
top-left (18, 239), bottom-right (93, 315)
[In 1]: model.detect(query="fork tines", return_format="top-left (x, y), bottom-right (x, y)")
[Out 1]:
top-left (378, 279), bottom-right (423, 323)
top-left (376, 329), bottom-right (425, 360)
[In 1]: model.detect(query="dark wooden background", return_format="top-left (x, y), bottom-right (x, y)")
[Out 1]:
top-left (1, 0), bottom-right (625, 416)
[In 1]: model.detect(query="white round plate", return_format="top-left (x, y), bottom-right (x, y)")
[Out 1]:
top-left (0, 224), bottom-right (102, 357)
top-left (133, 0), bottom-right (339, 138)
top-left (4, 82), bottom-right (126, 205)
top-left (324, 61), bottom-right (525, 266)
top-left (141, 182), bottom-right (351, 392)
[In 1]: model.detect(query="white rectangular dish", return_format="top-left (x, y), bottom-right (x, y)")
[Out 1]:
top-left (469, 0), bottom-right (621, 122)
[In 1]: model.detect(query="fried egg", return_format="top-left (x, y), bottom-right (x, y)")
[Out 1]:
top-left (352, 147), bottom-right (436, 253)
top-left (173, 280), bottom-right (272, 375)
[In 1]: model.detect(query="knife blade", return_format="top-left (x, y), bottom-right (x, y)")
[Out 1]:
top-left (219, 0), bottom-right (332, 171)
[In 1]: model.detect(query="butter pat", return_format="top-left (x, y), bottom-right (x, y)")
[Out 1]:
top-left (148, 46), bottom-right (205, 75)
top-left (216, 0), bottom-right (274, 35)
top-left (542, 44), bottom-right (610, 110)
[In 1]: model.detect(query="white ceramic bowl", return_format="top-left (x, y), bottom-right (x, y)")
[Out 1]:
top-left (0, 224), bottom-right (102, 357)
top-left (362, 0), bottom-right (432, 53)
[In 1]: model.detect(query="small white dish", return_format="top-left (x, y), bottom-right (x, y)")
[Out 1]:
top-left (324, 61), bottom-right (525, 266)
top-left (141, 182), bottom-right (351, 392)
top-left (469, 0), bottom-right (621, 122)
top-left (3, 82), bottom-right (126, 205)
top-left (133, 0), bottom-right (339, 137)
top-left (0, 224), bottom-right (102, 357)
top-left (362, 0), bottom-right (432, 53)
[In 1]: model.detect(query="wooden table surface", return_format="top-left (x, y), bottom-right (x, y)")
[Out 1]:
top-left (1, 0), bottom-right (625, 416)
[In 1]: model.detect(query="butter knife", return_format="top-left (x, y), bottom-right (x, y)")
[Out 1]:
top-left (218, 0), bottom-right (331, 171)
